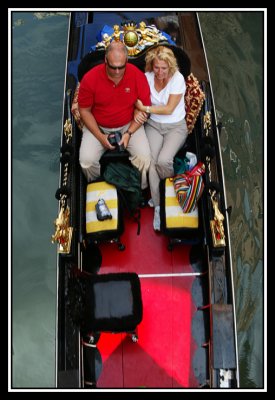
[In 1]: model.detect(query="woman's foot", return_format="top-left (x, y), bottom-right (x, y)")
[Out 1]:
top-left (153, 206), bottom-right (160, 231)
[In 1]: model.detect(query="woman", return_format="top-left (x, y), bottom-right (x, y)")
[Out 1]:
top-left (135, 46), bottom-right (188, 231)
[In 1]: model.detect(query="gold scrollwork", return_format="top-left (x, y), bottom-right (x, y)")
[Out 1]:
top-left (203, 111), bottom-right (211, 135)
top-left (51, 205), bottom-right (73, 254)
top-left (64, 118), bottom-right (72, 142)
top-left (210, 192), bottom-right (226, 247)
top-left (95, 22), bottom-right (168, 56)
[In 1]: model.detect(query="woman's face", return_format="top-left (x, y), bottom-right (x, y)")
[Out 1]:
top-left (152, 58), bottom-right (169, 80)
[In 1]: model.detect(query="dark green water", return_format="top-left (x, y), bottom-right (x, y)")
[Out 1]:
top-left (11, 12), bottom-right (68, 387)
top-left (199, 12), bottom-right (264, 388)
top-left (11, 11), bottom-right (264, 389)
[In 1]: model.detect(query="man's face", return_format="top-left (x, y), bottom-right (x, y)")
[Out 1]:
top-left (105, 52), bottom-right (127, 79)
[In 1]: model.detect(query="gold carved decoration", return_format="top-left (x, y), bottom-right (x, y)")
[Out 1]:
top-left (63, 89), bottom-right (73, 143)
top-left (63, 118), bottom-right (72, 141)
top-left (51, 203), bottom-right (73, 254)
top-left (210, 191), bottom-right (226, 247)
top-left (203, 111), bottom-right (211, 133)
top-left (96, 21), bottom-right (168, 56)
top-left (52, 88), bottom-right (73, 254)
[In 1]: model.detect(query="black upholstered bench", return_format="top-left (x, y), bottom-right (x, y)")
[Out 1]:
top-left (81, 272), bottom-right (143, 343)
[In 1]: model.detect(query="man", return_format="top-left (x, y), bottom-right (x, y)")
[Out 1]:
top-left (78, 41), bottom-right (151, 189)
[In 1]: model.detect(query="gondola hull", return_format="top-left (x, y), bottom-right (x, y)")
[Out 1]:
top-left (53, 11), bottom-right (239, 389)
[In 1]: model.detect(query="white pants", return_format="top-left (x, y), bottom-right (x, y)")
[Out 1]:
top-left (145, 118), bottom-right (188, 206)
top-left (79, 123), bottom-right (151, 189)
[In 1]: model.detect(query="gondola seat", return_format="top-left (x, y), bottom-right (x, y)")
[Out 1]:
top-left (85, 180), bottom-right (125, 250)
top-left (81, 272), bottom-right (143, 342)
top-left (160, 177), bottom-right (201, 250)
top-left (72, 44), bottom-right (205, 190)
top-left (73, 45), bottom-right (204, 134)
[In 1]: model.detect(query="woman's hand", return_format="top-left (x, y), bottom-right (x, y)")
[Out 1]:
top-left (134, 109), bottom-right (148, 124)
top-left (135, 99), bottom-right (144, 111)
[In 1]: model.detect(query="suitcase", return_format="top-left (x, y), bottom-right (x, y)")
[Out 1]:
top-left (85, 180), bottom-right (125, 250)
top-left (160, 178), bottom-right (200, 250)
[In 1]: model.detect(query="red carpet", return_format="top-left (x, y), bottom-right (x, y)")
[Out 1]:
top-left (97, 207), bottom-right (198, 388)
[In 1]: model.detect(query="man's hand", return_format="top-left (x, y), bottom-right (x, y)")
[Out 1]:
top-left (119, 133), bottom-right (130, 149)
top-left (101, 133), bottom-right (116, 150)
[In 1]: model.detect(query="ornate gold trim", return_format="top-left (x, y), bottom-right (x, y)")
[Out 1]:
top-left (210, 193), bottom-right (226, 247)
top-left (63, 118), bottom-right (72, 142)
top-left (95, 22), bottom-right (169, 56)
top-left (51, 205), bottom-right (73, 254)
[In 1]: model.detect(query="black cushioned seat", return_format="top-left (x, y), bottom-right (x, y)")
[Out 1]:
top-left (81, 272), bottom-right (143, 336)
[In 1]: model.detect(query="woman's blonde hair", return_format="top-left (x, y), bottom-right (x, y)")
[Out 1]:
top-left (145, 46), bottom-right (178, 76)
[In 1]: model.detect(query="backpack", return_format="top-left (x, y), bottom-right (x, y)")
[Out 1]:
top-left (103, 162), bottom-right (143, 234)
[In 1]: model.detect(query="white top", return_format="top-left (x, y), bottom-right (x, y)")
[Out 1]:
top-left (145, 70), bottom-right (186, 123)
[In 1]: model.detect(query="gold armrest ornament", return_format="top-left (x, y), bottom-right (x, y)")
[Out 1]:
top-left (51, 205), bottom-right (73, 254)
top-left (210, 192), bottom-right (226, 247)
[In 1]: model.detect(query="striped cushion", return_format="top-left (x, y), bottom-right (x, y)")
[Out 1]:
top-left (86, 181), bottom-right (118, 234)
top-left (165, 179), bottom-right (199, 229)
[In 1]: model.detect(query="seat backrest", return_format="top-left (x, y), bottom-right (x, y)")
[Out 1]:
top-left (78, 43), bottom-right (191, 80)
top-left (75, 45), bottom-right (202, 135)
top-left (78, 50), bottom-right (105, 82)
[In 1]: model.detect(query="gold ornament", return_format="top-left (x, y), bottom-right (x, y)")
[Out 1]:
top-left (124, 30), bottom-right (139, 47)
top-left (210, 192), bottom-right (226, 247)
top-left (94, 21), bottom-right (169, 56)
top-left (51, 205), bottom-right (73, 254)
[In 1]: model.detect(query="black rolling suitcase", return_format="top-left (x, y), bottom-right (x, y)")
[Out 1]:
top-left (85, 180), bottom-right (125, 250)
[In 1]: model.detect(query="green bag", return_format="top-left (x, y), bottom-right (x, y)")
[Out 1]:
top-left (173, 157), bottom-right (189, 175)
top-left (103, 162), bottom-right (142, 234)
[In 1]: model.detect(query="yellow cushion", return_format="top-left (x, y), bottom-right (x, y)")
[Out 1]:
top-left (86, 181), bottom-right (118, 233)
top-left (165, 179), bottom-right (199, 229)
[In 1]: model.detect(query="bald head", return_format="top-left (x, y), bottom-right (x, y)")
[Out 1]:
top-left (105, 41), bottom-right (128, 60)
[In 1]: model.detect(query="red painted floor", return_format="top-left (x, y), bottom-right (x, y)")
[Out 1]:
top-left (97, 207), bottom-right (198, 388)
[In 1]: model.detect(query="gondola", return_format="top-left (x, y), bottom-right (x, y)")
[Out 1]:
top-left (52, 11), bottom-right (239, 389)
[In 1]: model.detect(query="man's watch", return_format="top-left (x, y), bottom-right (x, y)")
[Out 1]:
top-left (125, 130), bottom-right (133, 137)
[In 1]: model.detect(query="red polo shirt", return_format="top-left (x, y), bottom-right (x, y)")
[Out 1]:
top-left (78, 63), bottom-right (151, 128)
